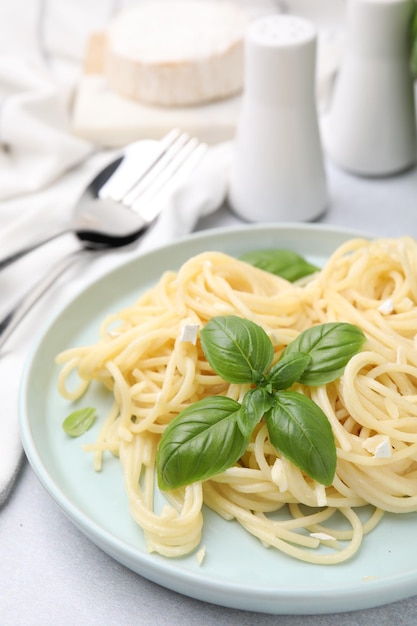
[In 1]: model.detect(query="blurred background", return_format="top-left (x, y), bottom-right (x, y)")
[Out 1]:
top-left (0, 1), bottom-right (346, 148)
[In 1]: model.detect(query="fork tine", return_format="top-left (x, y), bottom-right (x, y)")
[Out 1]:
top-left (127, 136), bottom-right (204, 206)
top-left (99, 129), bottom-right (207, 224)
top-left (122, 131), bottom-right (191, 206)
top-left (130, 139), bottom-right (208, 222)
top-left (98, 128), bottom-right (182, 202)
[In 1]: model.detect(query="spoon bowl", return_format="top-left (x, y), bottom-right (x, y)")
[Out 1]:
top-left (0, 130), bottom-right (206, 268)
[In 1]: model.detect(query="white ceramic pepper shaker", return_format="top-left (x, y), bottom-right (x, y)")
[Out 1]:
top-left (228, 14), bottom-right (328, 223)
top-left (322, 0), bottom-right (417, 177)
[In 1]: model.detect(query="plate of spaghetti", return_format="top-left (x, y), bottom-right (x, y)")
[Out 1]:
top-left (19, 223), bottom-right (417, 615)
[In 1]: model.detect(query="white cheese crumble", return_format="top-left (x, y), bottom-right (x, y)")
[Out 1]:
top-left (314, 483), bottom-right (327, 507)
top-left (196, 546), bottom-right (206, 565)
top-left (374, 438), bottom-right (392, 458)
top-left (361, 435), bottom-right (392, 458)
top-left (310, 532), bottom-right (336, 541)
top-left (179, 323), bottom-right (200, 345)
top-left (377, 299), bottom-right (394, 315)
top-left (271, 459), bottom-right (288, 492)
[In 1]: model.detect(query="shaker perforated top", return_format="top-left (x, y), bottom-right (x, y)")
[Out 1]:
top-left (248, 15), bottom-right (316, 48)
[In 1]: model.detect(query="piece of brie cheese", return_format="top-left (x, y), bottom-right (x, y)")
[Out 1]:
top-left (104, 1), bottom-right (248, 107)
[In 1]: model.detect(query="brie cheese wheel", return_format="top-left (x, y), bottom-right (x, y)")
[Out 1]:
top-left (104, 1), bottom-right (248, 107)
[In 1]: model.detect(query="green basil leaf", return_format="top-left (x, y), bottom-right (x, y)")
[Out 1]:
top-left (266, 352), bottom-right (312, 391)
top-left (62, 407), bottom-right (96, 437)
top-left (240, 249), bottom-right (319, 282)
top-left (411, 7), bottom-right (417, 77)
top-left (200, 315), bottom-right (274, 384)
top-left (412, 33), bottom-right (417, 77)
top-left (283, 322), bottom-right (366, 386)
top-left (412, 5), bottom-right (417, 39)
top-left (157, 396), bottom-right (247, 490)
top-left (265, 391), bottom-right (336, 486)
top-left (237, 387), bottom-right (275, 438)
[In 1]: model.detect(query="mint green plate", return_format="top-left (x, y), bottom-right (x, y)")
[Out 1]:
top-left (19, 224), bottom-right (417, 615)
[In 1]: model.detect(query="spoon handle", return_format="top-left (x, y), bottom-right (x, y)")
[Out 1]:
top-left (0, 249), bottom-right (87, 351)
top-left (0, 228), bottom-right (70, 271)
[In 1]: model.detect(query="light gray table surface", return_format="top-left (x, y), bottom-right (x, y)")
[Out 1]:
top-left (1, 158), bottom-right (417, 626)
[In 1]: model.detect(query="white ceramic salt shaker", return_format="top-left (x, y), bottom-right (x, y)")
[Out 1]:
top-left (322, 0), bottom-right (417, 177)
top-left (228, 14), bottom-right (328, 223)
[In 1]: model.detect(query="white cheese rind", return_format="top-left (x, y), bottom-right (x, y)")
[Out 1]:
top-left (105, 1), bottom-right (248, 107)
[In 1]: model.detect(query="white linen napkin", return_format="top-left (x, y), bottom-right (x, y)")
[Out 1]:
top-left (0, 139), bottom-right (231, 507)
top-left (0, 57), bottom-right (93, 201)
top-left (0, 353), bottom-right (27, 506)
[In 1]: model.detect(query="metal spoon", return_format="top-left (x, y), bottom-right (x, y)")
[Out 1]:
top-left (0, 130), bottom-right (205, 270)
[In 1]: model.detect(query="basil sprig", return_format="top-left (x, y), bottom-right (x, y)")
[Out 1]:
top-left (240, 249), bottom-right (319, 282)
top-left (157, 316), bottom-right (365, 491)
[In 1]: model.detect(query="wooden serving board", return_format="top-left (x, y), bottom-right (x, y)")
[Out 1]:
top-left (71, 33), bottom-right (241, 147)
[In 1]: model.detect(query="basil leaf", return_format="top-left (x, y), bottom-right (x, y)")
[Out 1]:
top-left (200, 315), bottom-right (274, 384)
top-left (283, 322), bottom-right (366, 386)
top-left (265, 391), bottom-right (336, 486)
top-left (266, 352), bottom-right (311, 391)
top-left (240, 249), bottom-right (319, 282)
top-left (411, 7), bottom-right (417, 77)
top-left (62, 407), bottom-right (96, 437)
top-left (157, 396), bottom-right (247, 490)
top-left (237, 387), bottom-right (275, 438)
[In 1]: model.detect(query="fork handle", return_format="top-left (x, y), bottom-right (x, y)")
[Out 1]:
top-left (0, 249), bottom-right (88, 351)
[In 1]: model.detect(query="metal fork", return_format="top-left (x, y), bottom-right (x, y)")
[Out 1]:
top-left (0, 130), bottom-right (207, 350)
top-left (0, 129), bottom-right (207, 269)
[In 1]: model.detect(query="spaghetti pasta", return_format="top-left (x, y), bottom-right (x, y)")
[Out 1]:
top-left (56, 236), bottom-right (417, 564)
